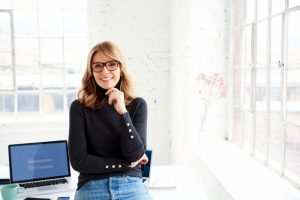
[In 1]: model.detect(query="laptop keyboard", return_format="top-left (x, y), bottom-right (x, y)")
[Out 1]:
top-left (19, 178), bottom-right (68, 189)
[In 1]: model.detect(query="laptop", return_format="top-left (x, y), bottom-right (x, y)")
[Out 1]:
top-left (141, 150), bottom-right (152, 187)
top-left (8, 140), bottom-right (76, 198)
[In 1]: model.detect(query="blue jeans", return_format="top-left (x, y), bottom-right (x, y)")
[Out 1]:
top-left (74, 176), bottom-right (152, 200)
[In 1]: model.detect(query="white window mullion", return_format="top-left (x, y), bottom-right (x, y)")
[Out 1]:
top-left (252, 22), bottom-right (256, 156)
top-left (281, 0), bottom-right (287, 174)
top-left (265, 0), bottom-right (272, 165)
top-left (9, 10), bottom-right (18, 115)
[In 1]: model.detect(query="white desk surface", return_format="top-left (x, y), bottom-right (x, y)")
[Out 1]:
top-left (1, 165), bottom-right (208, 200)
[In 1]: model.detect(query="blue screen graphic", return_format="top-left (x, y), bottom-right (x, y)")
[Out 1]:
top-left (10, 142), bottom-right (69, 182)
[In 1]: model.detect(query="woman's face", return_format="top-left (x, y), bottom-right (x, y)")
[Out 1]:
top-left (92, 52), bottom-right (121, 90)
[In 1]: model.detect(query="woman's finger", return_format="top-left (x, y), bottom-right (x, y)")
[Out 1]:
top-left (105, 88), bottom-right (119, 96)
top-left (108, 91), bottom-right (117, 105)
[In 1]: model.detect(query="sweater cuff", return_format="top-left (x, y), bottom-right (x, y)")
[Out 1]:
top-left (102, 160), bottom-right (130, 172)
top-left (120, 112), bottom-right (140, 140)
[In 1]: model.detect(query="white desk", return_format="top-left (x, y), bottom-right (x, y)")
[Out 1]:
top-left (1, 165), bottom-right (208, 200)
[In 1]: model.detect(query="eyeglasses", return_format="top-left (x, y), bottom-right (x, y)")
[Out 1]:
top-left (92, 61), bottom-right (120, 72)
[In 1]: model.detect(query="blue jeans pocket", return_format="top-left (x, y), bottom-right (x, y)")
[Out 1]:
top-left (125, 176), bottom-right (141, 182)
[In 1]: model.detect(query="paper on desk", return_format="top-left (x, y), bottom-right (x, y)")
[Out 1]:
top-left (149, 176), bottom-right (176, 189)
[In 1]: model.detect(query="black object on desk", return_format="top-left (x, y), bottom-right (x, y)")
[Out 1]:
top-left (0, 178), bottom-right (10, 185)
top-left (24, 198), bottom-right (51, 200)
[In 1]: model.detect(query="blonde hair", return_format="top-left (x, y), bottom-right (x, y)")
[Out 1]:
top-left (78, 41), bottom-right (136, 109)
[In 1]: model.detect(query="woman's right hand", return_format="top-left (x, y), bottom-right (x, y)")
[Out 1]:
top-left (129, 153), bottom-right (148, 168)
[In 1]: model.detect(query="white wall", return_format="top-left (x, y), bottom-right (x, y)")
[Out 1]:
top-left (170, 0), bottom-right (230, 163)
top-left (169, 0), bottom-right (232, 199)
top-left (87, 0), bottom-right (171, 164)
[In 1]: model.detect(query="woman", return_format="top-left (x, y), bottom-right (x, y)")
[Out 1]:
top-left (68, 41), bottom-right (151, 199)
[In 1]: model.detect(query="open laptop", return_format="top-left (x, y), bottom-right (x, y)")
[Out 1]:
top-left (8, 140), bottom-right (76, 198)
top-left (141, 150), bottom-right (152, 187)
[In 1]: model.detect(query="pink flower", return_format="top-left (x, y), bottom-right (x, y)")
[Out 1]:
top-left (196, 73), bottom-right (227, 105)
top-left (196, 73), bottom-right (227, 134)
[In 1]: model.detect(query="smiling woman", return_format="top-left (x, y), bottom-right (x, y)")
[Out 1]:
top-left (68, 41), bottom-right (151, 199)
top-left (78, 41), bottom-right (136, 110)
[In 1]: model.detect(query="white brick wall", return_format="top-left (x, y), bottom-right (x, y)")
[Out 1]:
top-left (87, 0), bottom-right (171, 164)
top-left (170, 0), bottom-right (230, 163)
top-left (187, 0), bottom-right (230, 142)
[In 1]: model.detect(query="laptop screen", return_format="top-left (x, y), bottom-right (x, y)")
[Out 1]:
top-left (142, 150), bottom-right (152, 178)
top-left (9, 140), bottom-right (70, 183)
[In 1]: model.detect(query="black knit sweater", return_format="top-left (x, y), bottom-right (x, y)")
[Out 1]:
top-left (68, 93), bottom-right (147, 189)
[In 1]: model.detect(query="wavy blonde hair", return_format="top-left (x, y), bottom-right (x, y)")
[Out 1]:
top-left (78, 41), bottom-right (136, 109)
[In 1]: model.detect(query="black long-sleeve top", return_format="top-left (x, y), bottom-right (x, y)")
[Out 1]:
top-left (68, 96), bottom-right (147, 189)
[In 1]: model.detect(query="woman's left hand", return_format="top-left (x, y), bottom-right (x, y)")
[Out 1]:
top-left (105, 88), bottom-right (127, 114)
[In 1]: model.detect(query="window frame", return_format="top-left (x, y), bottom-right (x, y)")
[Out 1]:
top-left (232, 0), bottom-right (300, 186)
top-left (0, 2), bottom-right (87, 115)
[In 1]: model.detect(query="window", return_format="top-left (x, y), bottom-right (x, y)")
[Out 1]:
top-left (232, 0), bottom-right (300, 185)
top-left (0, 0), bottom-right (87, 115)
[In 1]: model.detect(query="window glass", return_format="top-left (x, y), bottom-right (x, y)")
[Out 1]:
top-left (246, 0), bottom-right (255, 23)
top-left (243, 26), bottom-right (252, 67)
top-left (257, 0), bottom-right (268, 20)
top-left (0, 53), bottom-right (12, 66)
top-left (256, 20), bottom-right (268, 66)
top-left (66, 66), bottom-right (82, 89)
top-left (63, 11), bottom-right (87, 36)
top-left (40, 38), bottom-right (63, 64)
top-left (39, 11), bottom-right (63, 37)
top-left (13, 11), bottom-right (38, 37)
top-left (0, 13), bottom-right (11, 51)
top-left (0, 67), bottom-right (13, 90)
top-left (38, 0), bottom-right (62, 9)
top-left (0, 0), bottom-right (87, 115)
top-left (16, 66), bottom-right (40, 89)
top-left (286, 70), bottom-right (300, 125)
top-left (270, 16), bottom-right (282, 67)
top-left (12, 0), bottom-right (37, 9)
top-left (0, 93), bottom-right (14, 112)
top-left (64, 38), bottom-right (87, 64)
top-left (272, 0), bottom-right (285, 15)
top-left (289, 0), bottom-right (300, 8)
top-left (287, 11), bottom-right (300, 66)
top-left (41, 67), bottom-right (64, 89)
top-left (17, 92), bottom-right (39, 112)
top-left (63, 0), bottom-right (86, 9)
top-left (256, 69), bottom-right (267, 112)
top-left (270, 69), bottom-right (281, 120)
top-left (255, 69), bottom-right (267, 162)
top-left (233, 0), bottom-right (300, 186)
top-left (67, 90), bottom-right (77, 109)
top-left (14, 38), bottom-right (39, 65)
top-left (41, 92), bottom-right (63, 112)
top-left (242, 69), bottom-right (252, 110)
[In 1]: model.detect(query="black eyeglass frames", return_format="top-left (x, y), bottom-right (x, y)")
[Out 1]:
top-left (92, 61), bottom-right (120, 72)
